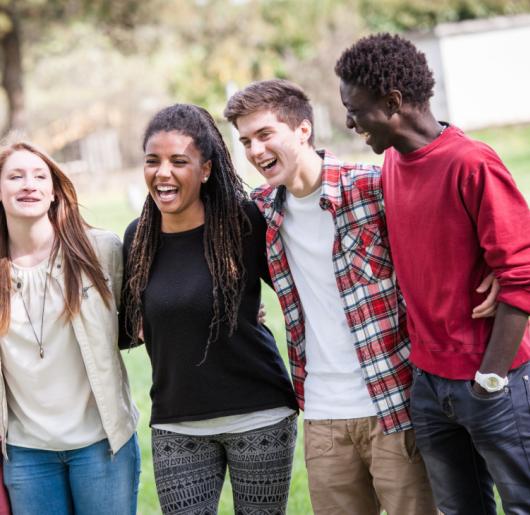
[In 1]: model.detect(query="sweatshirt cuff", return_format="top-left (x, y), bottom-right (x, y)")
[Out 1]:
top-left (497, 286), bottom-right (530, 315)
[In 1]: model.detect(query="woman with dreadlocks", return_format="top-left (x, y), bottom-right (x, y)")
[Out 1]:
top-left (121, 104), bottom-right (298, 515)
top-left (0, 141), bottom-right (140, 515)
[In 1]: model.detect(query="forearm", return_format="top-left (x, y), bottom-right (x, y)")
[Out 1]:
top-left (478, 302), bottom-right (529, 376)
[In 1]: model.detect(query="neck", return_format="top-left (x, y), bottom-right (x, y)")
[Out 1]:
top-left (393, 108), bottom-right (445, 154)
top-left (160, 201), bottom-right (205, 233)
top-left (8, 216), bottom-right (56, 266)
top-left (286, 148), bottom-right (323, 198)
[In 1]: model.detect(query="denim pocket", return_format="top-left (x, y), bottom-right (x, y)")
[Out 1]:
top-left (465, 380), bottom-right (508, 401)
top-left (303, 419), bottom-right (333, 461)
top-left (516, 370), bottom-right (530, 466)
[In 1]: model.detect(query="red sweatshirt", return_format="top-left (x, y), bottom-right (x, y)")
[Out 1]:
top-left (382, 126), bottom-right (530, 379)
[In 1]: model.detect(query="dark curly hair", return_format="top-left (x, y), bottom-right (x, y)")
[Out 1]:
top-left (335, 33), bottom-right (435, 105)
top-left (123, 104), bottom-right (249, 364)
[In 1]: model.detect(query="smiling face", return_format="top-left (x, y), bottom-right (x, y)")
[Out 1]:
top-left (236, 109), bottom-right (311, 190)
top-left (339, 80), bottom-right (398, 155)
top-left (144, 130), bottom-right (211, 232)
top-left (0, 150), bottom-right (55, 222)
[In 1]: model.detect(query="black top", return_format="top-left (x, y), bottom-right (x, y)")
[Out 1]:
top-left (121, 201), bottom-right (297, 424)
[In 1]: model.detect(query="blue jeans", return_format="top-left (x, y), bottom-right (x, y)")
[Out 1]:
top-left (410, 362), bottom-right (530, 515)
top-left (3, 434), bottom-right (141, 515)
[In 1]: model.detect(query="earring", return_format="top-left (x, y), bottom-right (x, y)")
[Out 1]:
top-left (202, 176), bottom-right (209, 183)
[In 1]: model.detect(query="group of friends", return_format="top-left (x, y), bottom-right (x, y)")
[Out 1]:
top-left (0, 32), bottom-right (529, 515)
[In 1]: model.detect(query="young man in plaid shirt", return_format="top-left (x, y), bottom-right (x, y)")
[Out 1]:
top-left (224, 79), bottom-right (441, 514)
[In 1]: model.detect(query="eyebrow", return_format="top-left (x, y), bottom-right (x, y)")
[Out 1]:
top-left (144, 153), bottom-right (188, 158)
top-left (8, 167), bottom-right (47, 173)
top-left (238, 126), bottom-right (272, 142)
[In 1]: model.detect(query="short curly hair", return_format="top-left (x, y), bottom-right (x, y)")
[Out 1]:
top-left (335, 33), bottom-right (435, 105)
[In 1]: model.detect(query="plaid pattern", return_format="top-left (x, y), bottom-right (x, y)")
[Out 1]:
top-left (251, 150), bottom-right (412, 434)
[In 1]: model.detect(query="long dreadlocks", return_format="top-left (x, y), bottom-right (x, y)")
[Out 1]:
top-left (123, 104), bottom-right (249, 363)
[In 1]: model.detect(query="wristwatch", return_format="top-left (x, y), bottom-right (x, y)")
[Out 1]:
top-left (474, 371), bottom-right (509, 393)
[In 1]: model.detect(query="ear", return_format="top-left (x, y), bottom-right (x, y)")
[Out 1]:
top-left (298, 119), bottom-right (313, 145)
top-left (383, 90), bottom-right (402, 116)
top-left (201, 160), bottom-right (212, 183)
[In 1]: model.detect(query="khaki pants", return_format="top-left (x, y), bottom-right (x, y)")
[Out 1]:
top-left (304, 416), bottom-right (437, 515)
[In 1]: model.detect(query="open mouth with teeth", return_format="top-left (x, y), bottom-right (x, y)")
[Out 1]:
top-left (156, 185), bottom-right (179, 201)
top-left (259, 158), bottom-right (277, 173)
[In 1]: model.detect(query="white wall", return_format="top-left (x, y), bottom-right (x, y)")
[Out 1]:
top-left (412, 15), bottom-right (530, 130)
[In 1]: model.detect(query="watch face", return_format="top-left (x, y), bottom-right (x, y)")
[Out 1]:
top-left (486, 377), bottom-right (500, 388)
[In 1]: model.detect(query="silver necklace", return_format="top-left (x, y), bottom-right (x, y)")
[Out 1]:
top-left (12, 259), bottom-right (52, 359)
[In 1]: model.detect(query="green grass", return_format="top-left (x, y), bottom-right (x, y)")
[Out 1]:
top-left (79, 123), bottom-right (530, 515)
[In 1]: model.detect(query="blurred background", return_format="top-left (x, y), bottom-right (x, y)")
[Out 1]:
top-left (1, 1), bottom-right (529, 513)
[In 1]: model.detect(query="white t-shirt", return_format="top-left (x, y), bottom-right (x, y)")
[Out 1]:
top-left (2, 259), bottom-right (106, 451)
top-left (153, 406), bottom-right (295, 436)
top-left (281, 188), bottom-right (376, 420)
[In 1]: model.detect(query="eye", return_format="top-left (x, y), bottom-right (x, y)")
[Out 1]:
top-left (240, 140), bottom-right (250, 148)
top-left (9, 174), bottom-right (22, 180)
top-left (145, 158), bottom-right (159, 165)
top-left (171, 159), bottom-right (187, 166)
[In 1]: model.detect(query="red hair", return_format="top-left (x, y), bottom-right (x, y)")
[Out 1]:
top-left (0, 141), bottom-right (111, 334)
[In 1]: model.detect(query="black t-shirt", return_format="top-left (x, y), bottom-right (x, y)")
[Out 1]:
top-left (121, 201), bottom-right (298, 424)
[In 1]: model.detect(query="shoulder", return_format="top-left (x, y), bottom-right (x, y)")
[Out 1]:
top-left (321, 149), bottom-right (382, 196)
top-left (87, 227), bottom-right (122, 254)
top-left (242, 199), bottom-right (264, 223)
top-left (241, 200), bottom-right (266, 238)
top-left (123, 218), bottom-right (140, 250)
top-left (445, 130), bottom-right (509, 182)
top-left (342, 162), bottom-right (382, 190)
top-left (250, 183), bottom-right (277, 210)
top-left (337, 161), bottom-right (383, 202)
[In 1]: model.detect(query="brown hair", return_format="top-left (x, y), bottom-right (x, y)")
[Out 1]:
top-left (0, 141), bottom-right (112, 334)
top-left (224, 79), bottom-right (315, 146)
top-left (123, 104), bottom-right (249, 364)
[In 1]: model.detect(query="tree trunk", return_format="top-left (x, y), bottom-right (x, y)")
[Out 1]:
top-left (1, 9), bottom-right (25, 134)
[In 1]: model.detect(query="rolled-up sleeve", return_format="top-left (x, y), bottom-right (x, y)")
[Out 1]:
top-left (462, 149), bottom-right (530, 314)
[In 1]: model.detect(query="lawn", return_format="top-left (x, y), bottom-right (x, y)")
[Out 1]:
top-left (78, 124), bottom-right (530, 515)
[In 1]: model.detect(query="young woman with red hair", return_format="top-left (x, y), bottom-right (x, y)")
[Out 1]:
top-left (0, 142), bottom-right (140, 515)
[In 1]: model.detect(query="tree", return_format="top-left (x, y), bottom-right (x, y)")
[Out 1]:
top-left (158, 0), bottom-right (361, 117)
top-left (0, 0), bottom-right (147, 134)
top-left (359, 0), bottom-right (530, 32)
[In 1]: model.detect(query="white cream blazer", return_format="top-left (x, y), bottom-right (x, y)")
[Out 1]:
top-left (0, 228), bottom-right (139, 457)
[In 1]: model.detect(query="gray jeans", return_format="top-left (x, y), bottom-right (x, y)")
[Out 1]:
top-left (410, 362), bottom-right (530, 515)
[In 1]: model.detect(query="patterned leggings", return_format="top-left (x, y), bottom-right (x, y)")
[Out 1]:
top-left (151, 414), bottom-right (298, 515)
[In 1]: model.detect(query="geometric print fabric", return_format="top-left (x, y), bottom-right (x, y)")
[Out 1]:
top-left (152, 415), bottom-right (297, 514)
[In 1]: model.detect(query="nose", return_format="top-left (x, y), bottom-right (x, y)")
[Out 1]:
top-left (249, 139), bottom-right (265, 159)
top-left (22, 177), bottom-right (37, 190)
top-left (156, 160), bottom-right (172, 177)
top-left (346, 114), bottom-right (356, 130)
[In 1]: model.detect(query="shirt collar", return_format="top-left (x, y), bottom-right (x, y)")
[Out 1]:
top-left (316, 148), bottom-right (344, 210)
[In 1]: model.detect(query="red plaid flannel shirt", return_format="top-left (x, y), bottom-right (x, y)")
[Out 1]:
top-left (251, 150), bottom-right (413, 434)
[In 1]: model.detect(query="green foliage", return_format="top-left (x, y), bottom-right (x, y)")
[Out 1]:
top-left (359, 0), bottom-right (530, 31)
top-left (161, 0), bottom-right (359, 116)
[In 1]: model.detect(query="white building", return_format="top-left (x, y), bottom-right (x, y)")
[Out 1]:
top-left (410, 14), bottom-right (530, 130)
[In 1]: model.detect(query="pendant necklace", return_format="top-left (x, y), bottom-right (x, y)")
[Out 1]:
top-left (12, 258), bottom-right (52, 359)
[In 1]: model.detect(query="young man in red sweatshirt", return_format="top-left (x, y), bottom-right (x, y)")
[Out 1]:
top-left (336, 33), bottom-right (530, 515)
